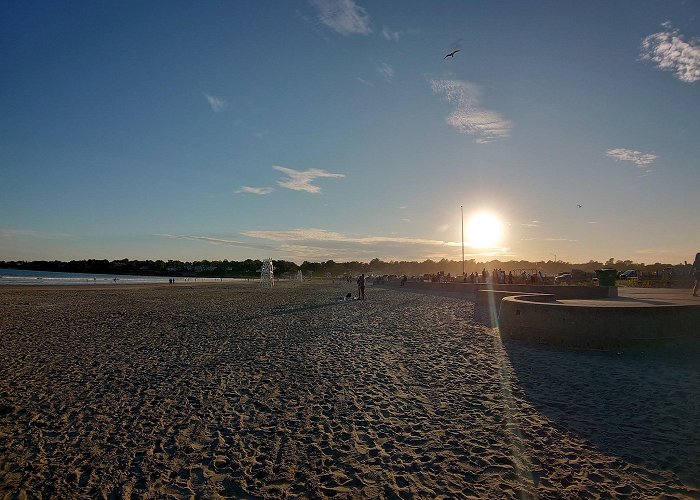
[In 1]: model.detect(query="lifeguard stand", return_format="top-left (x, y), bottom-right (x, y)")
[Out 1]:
top-left (259, 258), bottom-right (274, 287)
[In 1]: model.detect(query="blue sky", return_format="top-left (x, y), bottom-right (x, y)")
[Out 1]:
top-left (1, 0), bottom-right (699, 264)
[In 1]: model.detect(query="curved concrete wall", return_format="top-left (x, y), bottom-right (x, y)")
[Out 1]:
top-left (499, 297), bottom-right (700, 349)
top-left (475, 290), bottom-right (556, 306)
top-left (386, 281), bottom-right (615, 299)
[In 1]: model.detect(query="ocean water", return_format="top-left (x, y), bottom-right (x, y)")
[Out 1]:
top-left (0, 268), bottom-right (238, 286)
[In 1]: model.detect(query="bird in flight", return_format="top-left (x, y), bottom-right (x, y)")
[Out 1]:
top-left (444, 49), bottom-right (460, 59)
top-left (577, 204), bottom-right (582, 208)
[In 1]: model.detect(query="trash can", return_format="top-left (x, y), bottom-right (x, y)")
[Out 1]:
top-left (595, 268), bottom-right (617, 287)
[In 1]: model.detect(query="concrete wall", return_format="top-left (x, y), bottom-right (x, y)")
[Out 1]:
top-left (385, 280), bottom-right (700, 350)
top-left (386, 280), bottom-right (615, 299)
top-left (475, 290), bottom-right (556, 306)
top-left (499, 297), bottom-right (700, 349)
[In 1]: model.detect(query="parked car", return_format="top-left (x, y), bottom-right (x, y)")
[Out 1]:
top-left (554, 272), bottom-right (573, 284)
top-left (619, 270), bottom-right (639, 279)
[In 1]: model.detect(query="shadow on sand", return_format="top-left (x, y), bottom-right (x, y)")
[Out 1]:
top-left (503, 339), bottom-right (700, 486)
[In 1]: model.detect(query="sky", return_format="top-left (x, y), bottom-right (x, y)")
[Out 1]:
top-left (1, 0), bottom-right (699, 265)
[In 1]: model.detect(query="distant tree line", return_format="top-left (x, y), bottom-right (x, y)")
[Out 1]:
top-left (0, 257), bottom-right (690, 278)
top-left (0, 259), bottom-right (299, 278)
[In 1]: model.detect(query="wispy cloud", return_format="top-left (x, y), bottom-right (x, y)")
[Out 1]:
top-left (203, 92), bottom-right (227, 112)
top-left (159, 227), bottom-right (509, 262)
top-left (243, 228), bottom-right (455, 246)
top-left (244, 228), bottom-right (348, 242)
top-left (273, 166), bottom-right (345, 193)
top-left (521, 220), bottom-right (541, 228)
top-left (606, 148), bottom-right (658, 167)
top-left (381, 26), bottom-right (400, 41)
top-left (240, 227), bottom-right (507, 261)
top-left (634, 247), bottom-right (685, 257)
top-left (430, 78), bottom-right (512, 143)
top-left (241, 228), bottom-right (451, 259)
top-left (309, 0), bottom-right (371, 36)
top-left (380, 26), bottom-right (419, 41)
top-left (520, 237), bottom-right (578, 243)
top-left (235, 186), bottom-right (275, 195)
top-left (376, 62), bottom-right (395, 82)
top-left (640, 22), bottom-right (700, 83)
top-left (357, 77), bottom-right (375, 87)
top-left (0, 228), bottom-right (70, 240)
top-left (156, 234), bottom-right (276, 251)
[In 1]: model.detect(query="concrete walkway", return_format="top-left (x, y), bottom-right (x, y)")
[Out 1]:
top-left (559, 287), bottom-right (700, 307)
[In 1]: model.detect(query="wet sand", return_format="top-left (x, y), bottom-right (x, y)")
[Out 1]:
top-left (1, 282), bottom-right (698, 498)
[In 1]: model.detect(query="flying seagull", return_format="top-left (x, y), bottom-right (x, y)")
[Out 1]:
top-left (577, 204), bottom-right (582, 208)
top-left (444, 49), bottom-right (460, 59)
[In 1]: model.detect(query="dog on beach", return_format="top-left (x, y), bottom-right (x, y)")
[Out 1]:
top-left (344, 292), bottom-right (353, 301)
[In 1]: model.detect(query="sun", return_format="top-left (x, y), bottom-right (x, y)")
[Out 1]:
top-left (467, 212), bottom-right (503, 248)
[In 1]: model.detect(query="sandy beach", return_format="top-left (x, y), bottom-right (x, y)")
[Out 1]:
top-left (1, 281), bottom-right (698, 498)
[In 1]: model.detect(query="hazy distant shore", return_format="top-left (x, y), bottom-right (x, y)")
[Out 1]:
top-left (1, 282), bottom-right (698, 497)
top-left (0, 268), bottom-right (261, 286)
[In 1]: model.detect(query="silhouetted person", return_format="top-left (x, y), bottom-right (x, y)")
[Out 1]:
top-left (357, 274), bottom-right (366, 300)
top-left (691, 253), bottom-right (700, 297)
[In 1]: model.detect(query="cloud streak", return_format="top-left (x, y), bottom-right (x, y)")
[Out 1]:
top-left (430, 78), bottom-right (512, 143)
top-left (158, 227), bottom-right (510, 262)
top-left (203, 92), bottom-right (227, 112)
top-left (235, 186), bottom-right (275, 195)
top-left (0, 228), bottom-right (71, 240)
top-left (606, 148), bottom-right (658, 167)
top-left (380, 26), bottom-right (419, 42)
top-left (242, 228), bottom-right (449, 246)
top-left (240, 227), bottom-right (508, 261)
top-left (274, 166), bottom-right (345, 193)
top-left (381, 26), bottom-right (400, 41)
top-left (376, 62), bottom-right (395, 82)
top-left (640, 22), bottom-right (700, 83)
top-left (156, 234), bottom-right (276, 251)
top-left (309, 0), bottom-right (371, 36)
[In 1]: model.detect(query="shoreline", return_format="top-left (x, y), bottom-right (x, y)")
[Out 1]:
top-left (0, 280), bottom-right (258, 292)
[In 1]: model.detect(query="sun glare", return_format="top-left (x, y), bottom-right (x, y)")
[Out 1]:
top-left (467, 212), bottom-right (503, 248)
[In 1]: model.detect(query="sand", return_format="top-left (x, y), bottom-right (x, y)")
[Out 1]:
top-left (0, 281), bottom-right (698, 498)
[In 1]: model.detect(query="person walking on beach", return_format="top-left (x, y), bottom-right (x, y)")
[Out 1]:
top-left (691, 253), bottom-right (700, 297)
top-left (357, 273), bottom-right (366, 300)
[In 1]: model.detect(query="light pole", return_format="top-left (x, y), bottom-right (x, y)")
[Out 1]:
top-left (461, 205), bottom-right (465, 276)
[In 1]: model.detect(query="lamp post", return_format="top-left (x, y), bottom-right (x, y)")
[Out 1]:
top-left (461, 205), bottom-right (465, 276)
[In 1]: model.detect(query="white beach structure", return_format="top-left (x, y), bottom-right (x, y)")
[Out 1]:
top-left (259, 258), bottom-right (274, 287)
top-left (297, 270), bottom-right (303, 281)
